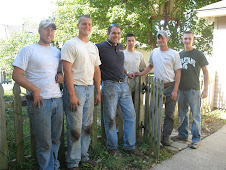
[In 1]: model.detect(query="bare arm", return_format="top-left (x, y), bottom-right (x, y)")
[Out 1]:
top-left (94, 65), bottom-right (101, 106)
top-left (171, 68), bottom-right (181, 100)
top-left (55, 60), bottom-right (64, 83)
top-left (201, 66), bottom-right (209, 99)
top-left (62, 60), bottom-right (80, 112)
top-left (135, 64), bottom-right (153, 76)
top-left (12, 66), bottom-right (43, 108)
top-left (124, 68), bottom-right (134, 79)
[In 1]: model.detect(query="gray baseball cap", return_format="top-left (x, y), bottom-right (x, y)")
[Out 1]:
top-left (157, 30), bottom-right (168, 38)
top-left (39, 19), bottom-right (56, 30)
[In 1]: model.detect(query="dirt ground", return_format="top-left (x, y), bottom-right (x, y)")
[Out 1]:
top-left (174, 110), bottom-right (226, 138)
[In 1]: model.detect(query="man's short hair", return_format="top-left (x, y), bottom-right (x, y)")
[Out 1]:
top-left (184, 31), bottom-right (193, 35)
top-left (125, 33), bottom-right (135, 41)
top-left (183, 31), bottom-right (194, 38)
top-left (107, 24), bottom-right (120, 34)
top-left (78, 15), bottom-right (91, 24)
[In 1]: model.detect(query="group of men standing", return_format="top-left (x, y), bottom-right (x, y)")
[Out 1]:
top-left (12, 15), bottom-right (209, 170)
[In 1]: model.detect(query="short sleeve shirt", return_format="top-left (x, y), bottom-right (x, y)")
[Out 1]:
top-left (61, 37), bottom-right (101, 86)
top-left (179, 49), bottom-right (208, 90)
top-left (124, 49), bottom-right (146, 73)
top-left (12, 43), bottom-right (62, 99)
top-left (149, 48), bottom-right (181, 83)
top-left (96, 40), bottom-right (125, 81)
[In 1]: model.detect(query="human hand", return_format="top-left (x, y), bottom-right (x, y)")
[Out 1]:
top-left (32, 89), bottom-right (44, 109)
top-left (134, 72), bottom-right (141, 77)
top-left (95, 93), bottom-right (101, 106)
top-left (128, 73), bottom-right (135, 79)
top-left (170, 90), bottom-right (178, 101)
top-left (55, 73), bottom-right (64, 83)
top-left (69, 95), bottom-right (80, 112)
top-left (201, 89), bottom-right (208, 99)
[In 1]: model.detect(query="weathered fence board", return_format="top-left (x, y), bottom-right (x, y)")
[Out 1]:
top-left (13, 83), bottom-right (25, 163)
top-left (91, 94), bottom-right (98, 149)
top-left (143, 75), bottom-right (164, 159)
top-left (134, 76), bottom-right (145, 141)
top-left (0, 84), bottom-right (9, 169)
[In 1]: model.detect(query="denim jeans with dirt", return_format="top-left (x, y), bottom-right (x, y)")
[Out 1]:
top-left (27, 97), bottom-right (63, 170)
top-left (63, 85), bottom-right (94, 168)
top-left (101, 80), bottom-right (136, 151)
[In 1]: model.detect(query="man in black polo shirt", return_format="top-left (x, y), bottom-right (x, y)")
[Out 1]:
top-left (96, 24), bottom-right (141, 156)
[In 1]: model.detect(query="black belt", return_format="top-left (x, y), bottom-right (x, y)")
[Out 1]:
top-left (104, 79), bottom-right (124, 83)
top-left (164, 82), bottom-right (175, 88)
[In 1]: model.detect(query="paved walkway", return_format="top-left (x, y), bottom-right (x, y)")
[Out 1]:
top-left (152, 125), bottom-right (226, 170)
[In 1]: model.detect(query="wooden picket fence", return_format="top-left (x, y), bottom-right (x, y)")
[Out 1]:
top-left (0, 74), bottom-right (164, 169)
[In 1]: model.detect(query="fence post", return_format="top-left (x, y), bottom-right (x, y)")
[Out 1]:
top-left (101, 102), bottom-right (106, 144)
top-left (156, 79), bottom-right (163, 159)
top-left (150, 78), bottom-right (156, 144)
top-left (91, 91), bottom-right (98, 149)
top-left (0, 84), bottom-right (9, 169)
top-left (58, 117), bottom-right (65, 167)
top-left (13, 83), bottom-right (25, 163)
top-left (30, 121), bottom-right (36, 159)
top-left (144, 74), bottom-right (151, 139)
top-left (134, 76), bottom-right (142, 140)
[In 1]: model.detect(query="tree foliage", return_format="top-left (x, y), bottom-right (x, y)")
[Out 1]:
top-left (0, 32), bottom-right (39, 76)
top-left (53, 0), bottom-right (220, 55)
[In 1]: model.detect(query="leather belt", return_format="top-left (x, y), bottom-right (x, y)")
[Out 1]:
top-left (164, 82), bottom-right (175, 88)
top-left (104, 79), bottom-right (124, 83)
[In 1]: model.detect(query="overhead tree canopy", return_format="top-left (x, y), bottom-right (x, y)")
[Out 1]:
top-left (0, 0), bottom-right (221, 78)
top-left (53, 0), bottom-right (220, 55)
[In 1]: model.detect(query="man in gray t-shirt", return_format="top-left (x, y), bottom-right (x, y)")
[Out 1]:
top-left (136, 30), bottom-right (181, 146)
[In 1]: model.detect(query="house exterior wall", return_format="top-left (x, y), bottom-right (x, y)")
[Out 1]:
top-left (213, 16), bottom-right (226, 109)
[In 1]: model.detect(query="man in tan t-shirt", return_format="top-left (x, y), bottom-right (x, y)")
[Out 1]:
top-left (61, 15), bottom-right (101, 169)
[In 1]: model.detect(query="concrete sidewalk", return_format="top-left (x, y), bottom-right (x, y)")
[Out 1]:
top-left (152, 125), bottom-right (226, 170)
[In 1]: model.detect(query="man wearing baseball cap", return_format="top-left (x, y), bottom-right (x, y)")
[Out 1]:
top-left (39, 18), bottom-right (57, 30)
top-left (135, 30), bottom-right (181, 146)
top-left (12, 19), bottom-right (64, 169)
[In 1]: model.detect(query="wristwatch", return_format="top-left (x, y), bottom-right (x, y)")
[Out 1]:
top-left (126, 71), bottom-right (129, 75)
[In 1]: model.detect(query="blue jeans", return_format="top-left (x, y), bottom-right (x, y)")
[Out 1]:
top-left (27, 97), bottom-right (63, 170)
top-left (102, 80), bottom-right (136, 150)
top-left (162, 84), bottom-right (177, 140)
top-left (178, 89), bottom-right (201, 142)
top-left (63, 85), bottom-right (94, 168)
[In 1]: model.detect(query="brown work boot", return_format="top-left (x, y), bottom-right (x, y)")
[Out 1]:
top-left (190, 141), bottom-right (200, 149)
top-left (109, 149), bottom-right (122, 156)
top-left (124, 149), bottom-right (143, 156)
top-left (171, 135), bottom-right (188, 142)
top-left (161, 138), bottom-right (172, 146)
